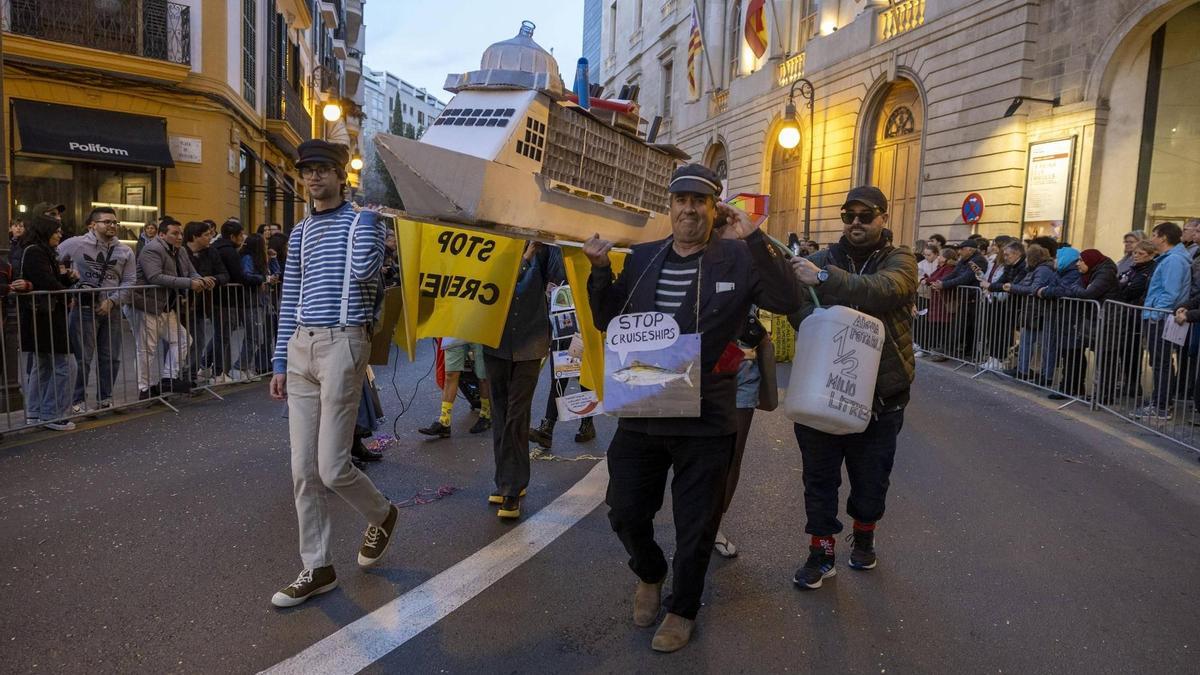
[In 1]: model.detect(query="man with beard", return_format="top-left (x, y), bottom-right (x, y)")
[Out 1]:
top-left (788, 185), bottom-right (917, 591)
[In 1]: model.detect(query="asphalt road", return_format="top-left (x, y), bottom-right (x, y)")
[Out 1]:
top-left (1, 346), bottom-right (1198, 674)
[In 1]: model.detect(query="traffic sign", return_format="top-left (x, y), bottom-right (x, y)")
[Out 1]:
top-left (962, 193), bottom-right (984, 225)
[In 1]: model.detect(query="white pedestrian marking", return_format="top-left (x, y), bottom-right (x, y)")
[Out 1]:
top-left (260, 460), bottom-right (610, 675)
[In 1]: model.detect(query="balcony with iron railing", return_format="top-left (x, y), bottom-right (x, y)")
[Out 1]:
top-left (267, 79), bottom-right (313, 147)
top-left (2, 0), bottom-right (191, 66)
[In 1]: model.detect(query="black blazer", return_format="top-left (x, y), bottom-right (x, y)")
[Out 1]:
top-left (589, 230), bottom-right (800, 436)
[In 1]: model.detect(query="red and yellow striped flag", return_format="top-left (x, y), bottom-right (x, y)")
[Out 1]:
top-left (687, 1), bottom-right (703, 100)
top-left (745, 0), bottom-right (768, 59)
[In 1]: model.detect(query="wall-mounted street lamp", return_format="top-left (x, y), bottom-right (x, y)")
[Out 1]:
top-left (322, 101), bottom-right (343, 122)
top-left (778, 78), bottom-right (815, 237)
top-left (1003, 95), bottom-right (1060, 117)
top-left (350, 156), bottom-right (364, 171)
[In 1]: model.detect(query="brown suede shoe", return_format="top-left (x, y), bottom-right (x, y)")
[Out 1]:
top-left (651, 613), bottom-right (695, 652)
top-left (633, 580), bottom-right (663, 627)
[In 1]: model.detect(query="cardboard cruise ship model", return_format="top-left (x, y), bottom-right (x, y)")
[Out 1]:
top-left (375, 21), bottom-right (688, 246)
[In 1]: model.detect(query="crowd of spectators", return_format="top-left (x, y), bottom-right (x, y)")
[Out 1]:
top-left (1, 207), bottom-right (286, 430)
top-left (912, 219), bottom-right (1200, 417)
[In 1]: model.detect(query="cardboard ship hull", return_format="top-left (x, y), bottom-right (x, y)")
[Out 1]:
top-left (375, 133), bottom-right (673, 246)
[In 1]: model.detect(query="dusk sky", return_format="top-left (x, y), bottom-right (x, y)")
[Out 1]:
top-left (364, 1), bottom-right (586, 103)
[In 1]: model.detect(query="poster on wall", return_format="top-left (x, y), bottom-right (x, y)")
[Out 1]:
top-left (1022, 137), bottom-right (1076, 239)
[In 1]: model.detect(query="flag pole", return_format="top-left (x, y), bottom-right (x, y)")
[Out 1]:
top-left (692, 1), bottom-right (720, 95)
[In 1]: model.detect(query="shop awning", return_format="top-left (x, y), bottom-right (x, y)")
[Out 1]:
top-left (12, 99), bottom-right (175, 168)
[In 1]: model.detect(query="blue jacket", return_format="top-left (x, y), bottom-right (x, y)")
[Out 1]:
top-left (1143, 243), bottom-right (1191, 320)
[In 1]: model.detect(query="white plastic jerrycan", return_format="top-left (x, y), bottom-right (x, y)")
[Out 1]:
top-left (784, 305), bottom-right (885, 435)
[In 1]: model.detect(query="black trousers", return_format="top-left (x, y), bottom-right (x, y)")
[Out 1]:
top-left (723, 408), bottom-right (755, 513)
top-left (484, 355), bottom-right (541, 498)
top-left (794, 408), bottom-right (905, 537)
top-left (606, 428), bottom-right (735, 620)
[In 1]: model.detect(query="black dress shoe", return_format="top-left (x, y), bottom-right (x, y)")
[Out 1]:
top-left (469, 416), bottom-right (492, 434)
top-left (351, 437), bottom-right (384, 462)
top-left (417, 420), bottom-right (451, 438)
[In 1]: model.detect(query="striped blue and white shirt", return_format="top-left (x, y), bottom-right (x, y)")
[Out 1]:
top-left (272, 202), bottom-right (386, 374)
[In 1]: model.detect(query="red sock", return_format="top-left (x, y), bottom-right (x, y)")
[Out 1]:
top-left (811, 535), bottom-right (835, 556)
top-left (853, 521), bottom-right (876, 532)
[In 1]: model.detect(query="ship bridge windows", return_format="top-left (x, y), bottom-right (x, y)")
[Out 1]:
top-left (516, 116), bottom-right (546, 161)
top-left (434, 107), bottom-right (516, 127)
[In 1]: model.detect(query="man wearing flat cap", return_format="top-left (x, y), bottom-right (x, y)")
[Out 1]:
top-left (583, 163), bottom-right (800, 652)
top-left (268, 139), bottom-right (398, 608)
top-left (788, 185), bottom-right (917, 591)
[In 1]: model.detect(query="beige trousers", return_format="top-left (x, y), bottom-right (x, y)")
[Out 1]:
top-left (287, 326), bottom-right (391, 569)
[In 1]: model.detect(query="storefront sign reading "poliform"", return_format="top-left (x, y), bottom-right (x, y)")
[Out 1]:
top-left (11, 99), bottom-right (175, 167)
top-left (67, 142), bottom-right (131, 157)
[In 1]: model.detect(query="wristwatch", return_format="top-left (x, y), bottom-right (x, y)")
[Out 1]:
top-left (816, 269), bottom-right (830, 285)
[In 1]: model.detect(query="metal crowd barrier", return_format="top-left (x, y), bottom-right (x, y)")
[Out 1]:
top-left (1, 283), bottom-right (279, 435)
top-left (912, 286), bottom-right (983, 368)
top-left (914, 284), bottom-right (1200, 455)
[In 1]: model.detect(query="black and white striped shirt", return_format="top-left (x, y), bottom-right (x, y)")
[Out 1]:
top-left (655, 250), bottom-right (701, 313)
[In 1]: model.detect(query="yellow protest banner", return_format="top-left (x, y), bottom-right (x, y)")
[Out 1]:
top-left (562, 246), bottom-right (627, 399)
top-left (393, 218), bottom-right (525, 354)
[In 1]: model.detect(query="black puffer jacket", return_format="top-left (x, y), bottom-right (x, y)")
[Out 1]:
top-left (789, 236), bottom-right (918, 412)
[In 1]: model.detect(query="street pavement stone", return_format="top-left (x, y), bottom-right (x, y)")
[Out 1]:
top-left (1, 349), bottom-right (1197, 673)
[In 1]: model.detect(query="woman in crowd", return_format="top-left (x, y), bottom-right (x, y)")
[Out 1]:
top-left (923, 246), bottom-right (959, 362)
top-left (17, 216), bottom-right (78, 430)
top-left (1007, 244), bottom-right (1058, 384)
top-left (233, 233), bottom-right (272, 377)
top-left (136, 220), bottom-right (158, 256)
top-left (1116, 231), bottom-right (1150, 276)
top-left (1040, 249), bottom-right (1121, 400)
top-left (917, 243), bottom-right (940, 284)
top-left (1107, 240), bottom-right (1158, 402)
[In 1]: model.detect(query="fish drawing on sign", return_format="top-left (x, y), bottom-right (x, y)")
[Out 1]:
top-left (612, 361), bottom-right (694, 388)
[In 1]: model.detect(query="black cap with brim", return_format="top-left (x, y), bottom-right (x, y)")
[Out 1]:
top-left (31, 201), bottom-right (65, 216)
top-left (841, 185), bottom-right (888, 213)
top-left (668, 163), bottom-right (722, 196)
top-left (296, 139), bottom-right (350, 169)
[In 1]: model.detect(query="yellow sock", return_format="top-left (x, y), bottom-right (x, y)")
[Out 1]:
top-left (480, 399), bottom-right (492, 419)
top-left (439, 401), bottom-right (452, 425)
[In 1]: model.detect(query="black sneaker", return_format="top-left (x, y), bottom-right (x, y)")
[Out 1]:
top-left (529, 419), bottom-right (554, 449)
top-left (358, 504), bottom-right (398, 567)
top-left (271, 566), bottom-right (338, 607)
top-left (469, 416), bottom-right (492, 434)
top-left (575, 418), bottom-right (596, 443)
top-left (793, 546), bottom-right (836, 590)
top-left (418, 420), bottom-right (451, 438)
top-left (847, 529), bottom-right (877, 570)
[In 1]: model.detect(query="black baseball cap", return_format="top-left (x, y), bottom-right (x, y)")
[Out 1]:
top-left (956, 239), bottom-right (980, 249)
top-left (842, 186), bottom-right (888, 213)
top-left (668, 163), bottom-right (722, 196)
top-left (297, 139), bottom-right (349, 169)
top-left (32, 201), bottom-right (65, 216)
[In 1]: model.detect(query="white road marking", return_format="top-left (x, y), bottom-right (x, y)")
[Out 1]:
top-left (261, 460), bottom-right (610, 675)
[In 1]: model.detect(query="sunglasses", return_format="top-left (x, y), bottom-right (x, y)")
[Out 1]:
top-left (94, 219), bottom-right (119, 226)
top-left (840, 209), bottom-right (880, 225)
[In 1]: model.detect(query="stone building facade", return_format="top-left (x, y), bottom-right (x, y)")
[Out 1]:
top-left (599, 0), bottom-right (1200, 256)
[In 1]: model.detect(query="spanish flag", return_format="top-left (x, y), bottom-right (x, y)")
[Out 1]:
top-left (745, 0), bottom-right (768, 59)
top-left (687, 1), bottom-right (703, 100)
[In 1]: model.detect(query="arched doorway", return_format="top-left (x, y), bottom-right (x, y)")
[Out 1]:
top-left (863, 79), bottom-right (924, 245)
top-left (704, 142), bottom-right (729, 199)
top-left (767, 140), bottom-right (802, 242)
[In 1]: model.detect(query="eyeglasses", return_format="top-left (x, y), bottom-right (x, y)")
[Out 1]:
top-left (300, 165), bottom-right (336, 179)
top-left (840, 209), bottom-right (880, 225)
top-left (94, 219), bottom-right (119, 226)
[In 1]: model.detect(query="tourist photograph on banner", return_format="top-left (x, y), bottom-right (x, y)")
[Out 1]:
top-left (603, 312), bottom-right (701, 418)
